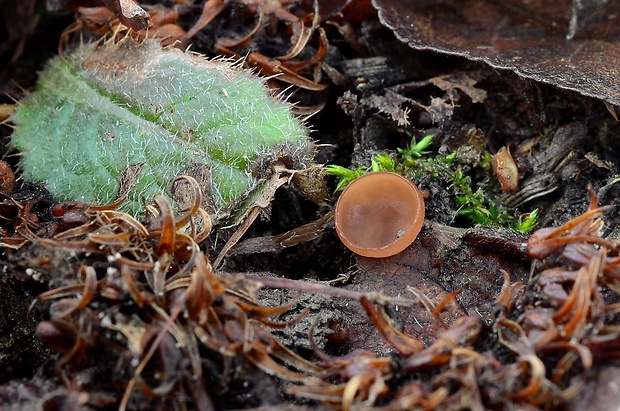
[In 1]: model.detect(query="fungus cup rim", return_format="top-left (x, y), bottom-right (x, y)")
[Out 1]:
top-left (334, 171), bottom-right (425, 258)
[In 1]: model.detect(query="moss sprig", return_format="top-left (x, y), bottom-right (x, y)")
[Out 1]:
top-left (327, 134), bottom-right (538, 233)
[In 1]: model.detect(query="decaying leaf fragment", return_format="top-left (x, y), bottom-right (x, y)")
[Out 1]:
top-left (46, 0), bottom-right (150, 31)
top-left (373, 0), bottom-right (620, 106)
top-left (10, 39), bottom-right (313, 221)
top-left (493, 146), bottom-right (519, 193)
top-left (102, 0), bottom-right (149, 31)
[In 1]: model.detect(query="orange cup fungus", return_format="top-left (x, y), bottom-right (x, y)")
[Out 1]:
top-left (334, 171), bottom-right (425, 258)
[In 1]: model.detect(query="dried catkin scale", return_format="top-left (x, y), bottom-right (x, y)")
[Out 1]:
top-left (334, 172), bottom-right (425, 258)
top-left (492, 146), bottom-right (519, 193)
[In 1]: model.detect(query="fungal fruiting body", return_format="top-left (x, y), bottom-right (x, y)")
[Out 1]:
top-left (334, 172), bottom-right (425, 258)
top-left (10, 39), bottom-right (312, 221)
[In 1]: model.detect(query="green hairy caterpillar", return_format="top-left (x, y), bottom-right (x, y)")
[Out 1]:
top-left (10, 39), bottom-right (313, 221)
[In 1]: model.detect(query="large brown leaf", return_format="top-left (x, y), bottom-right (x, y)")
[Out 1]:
top-left (372, 0), bottom-right (620, 105)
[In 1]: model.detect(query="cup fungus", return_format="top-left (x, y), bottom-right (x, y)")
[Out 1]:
top-left (334, 171), bottom-right (425, 258)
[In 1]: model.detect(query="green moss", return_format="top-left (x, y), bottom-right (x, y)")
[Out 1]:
top-left (327, 135), bottom-right (538, 234)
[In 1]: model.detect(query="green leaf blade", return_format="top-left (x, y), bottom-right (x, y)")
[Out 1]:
top-left (11, 40), bottom-right (312, 220)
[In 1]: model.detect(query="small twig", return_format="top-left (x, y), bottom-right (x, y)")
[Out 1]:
top-left (238, 273), bottom-right (422, 308)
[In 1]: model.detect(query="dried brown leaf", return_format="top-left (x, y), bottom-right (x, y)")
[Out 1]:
top-left (372, 0), bottom-right (620, 105)
top-left (47, 0), bottom-right (149, 31)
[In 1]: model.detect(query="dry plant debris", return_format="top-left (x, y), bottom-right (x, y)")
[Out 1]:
top-left (4, 1), bottom-right (620, 410)
top-left (2, 177), bottom-right (324, 409)
top-left (48, 0), bottom-right (150, 32)
top-left (1, 171), bottom-right (620, 409)
top-left (60, 0), bottom-right (328, 91)
top-left (372, 0), bottom-right (620, 105)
